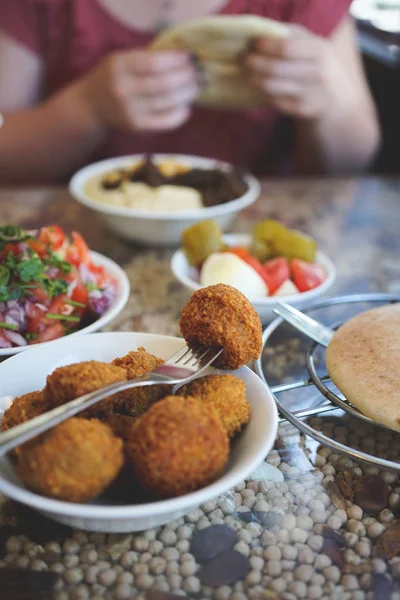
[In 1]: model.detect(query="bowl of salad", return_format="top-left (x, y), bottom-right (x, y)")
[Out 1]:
top-left (0, 225), bottom-right (130, 355)
top-left (171, 219), bottom-right (336, 322)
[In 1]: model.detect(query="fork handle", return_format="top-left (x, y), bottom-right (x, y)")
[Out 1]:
top-left (0, 377), bottom-right (163, 457)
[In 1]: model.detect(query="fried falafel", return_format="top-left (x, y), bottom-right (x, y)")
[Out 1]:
top-left (177, 374), bottom-right (250, 438)
top-left (112, 347), bottom-right (164, 379)
top-left (111, 347), bottom-right (170, 417)
top-left (179, 284), bottom-right (262, 369)
top-left (16, 418), bottom-right (124, 503)
top-left (45, 361), bottom-right (127, 418)
top-left (125, 395), bottom-right (229, 498)
top-left (1, 390), bottom-right (48, 432)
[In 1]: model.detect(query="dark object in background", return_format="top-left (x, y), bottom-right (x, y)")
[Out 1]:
top-left (356, 20), bottom-right (400, 174)
top-left (0, 568), bottom-right (59, 600)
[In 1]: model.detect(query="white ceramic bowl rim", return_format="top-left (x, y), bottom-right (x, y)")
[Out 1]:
top-left (69, 154), bottom-right (261, 220)
top-left (171, 233), bottom-right (336, 305)
top-left (0, 332), bottom-right (278, 520)
top-left (0, 251), bottom-right (130, 356)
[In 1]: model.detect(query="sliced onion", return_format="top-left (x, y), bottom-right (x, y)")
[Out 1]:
top-left (79, 264), bottom-right (96, 285)
top-left (4, 314), bottom-right (19, 328)
top-left (0, 336), bottom-right (12, 349)
top-left (6, 300), bottom-right (18, 309)
top-left (0, 302), bottom-right (6, 312)
top-left (35, 303), bottom-right (47, 312)
top-left (4, 330), bottom-right (27, 346)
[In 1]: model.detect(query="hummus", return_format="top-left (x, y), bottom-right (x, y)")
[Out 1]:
top-left (84, 176), bottom-right (203, 213)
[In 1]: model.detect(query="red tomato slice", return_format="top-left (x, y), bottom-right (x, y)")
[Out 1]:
top-left (47, 295), bottom-right (69, 317)
top-left (224, 246), bottom-right (252, 262)
top-left (38, 225), bottom-right (66, 251)
top-left (70, 279), bottom-right (88, 316)
top-left (26, 301), bottom-right (47, 334)
top-left (0, 243), bottom-right (20, 262)
top-left (36, 323), bottom-right (65, 344)
top-left (66, 232), bottom-right (90, 267)
top-left (291, 259), bottom-right (326, 293)
top-left (262, 257), bottom-right (290, 295)
top-left (29, 284), bottom-right (50, 305)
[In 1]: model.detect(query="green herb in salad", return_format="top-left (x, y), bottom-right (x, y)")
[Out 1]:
top-left (46, 313), bottom-right (80, 322)
top-left (65, 299), bottom-right (86, 308)
top-left (0, 321), bottom-right (18, 331)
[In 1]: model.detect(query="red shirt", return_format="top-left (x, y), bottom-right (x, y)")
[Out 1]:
top-left (0, 0), bottom-right (352, 173)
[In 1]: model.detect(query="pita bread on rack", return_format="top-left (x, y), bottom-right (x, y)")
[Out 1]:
top-left (150, 15), bottom-right (289, 109)
top-left (326, 304), bottom-right (400, 432)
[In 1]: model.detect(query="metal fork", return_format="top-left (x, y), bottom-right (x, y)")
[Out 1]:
top-left (0, 344), bottom-right (223, 457)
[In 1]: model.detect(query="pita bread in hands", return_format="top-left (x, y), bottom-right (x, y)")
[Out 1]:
top-left (150, 15), bottom-right (289, 109)
top-left (326, 304), bottom-right (400, 433)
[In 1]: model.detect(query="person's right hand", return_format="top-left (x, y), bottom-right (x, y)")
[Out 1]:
top-left (76, 49), bottom-right (200, 132)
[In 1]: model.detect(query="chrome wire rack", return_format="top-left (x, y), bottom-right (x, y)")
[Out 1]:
top-left (255, 293), bottom-right (400, 471)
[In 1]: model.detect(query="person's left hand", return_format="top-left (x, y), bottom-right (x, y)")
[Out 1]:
top-left (244, 25), bottom-right (352, 119)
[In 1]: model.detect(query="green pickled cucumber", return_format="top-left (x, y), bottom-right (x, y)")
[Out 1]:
top-left (250, 219), bottom-right (317, 262)
top-left (250, 219), bottom-right (288, 261)
top-left (275, 229), bottom-right (316, 262)
top-left (181, 220), bottom-right (225, 267)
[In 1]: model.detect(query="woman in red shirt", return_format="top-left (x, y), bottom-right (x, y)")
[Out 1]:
top-left (0, 0), bottom-right (380, 183)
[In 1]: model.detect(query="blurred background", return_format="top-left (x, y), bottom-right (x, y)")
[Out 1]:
top-left (351, 0), bottom-right (400, 173)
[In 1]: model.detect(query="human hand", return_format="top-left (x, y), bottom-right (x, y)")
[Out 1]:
top-left (244, 25), bottom-right (352, 119)
top-left (76, 49), bottom-right (200, 132)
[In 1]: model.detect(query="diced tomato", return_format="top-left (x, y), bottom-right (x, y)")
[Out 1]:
top-left (89, 263), bottom-right (115, 289)
top-left (47, 295), bottom-right (69, 317)
top-left (0, 243), bottom-right (20, 262)
top-left (224, 246), bottom-right (252, 262)
top-left (66, 232), bottom-right (90, 267)
top-left (29, 284), bottom-right (50, 304)
top-left (70, 278), bottom-right (89, 316)
top-left (38, 225), bottom-right (66, 251)
top-left (26, 302), bottom-right (47, 335)
top-left (262, 257), bottom-right (290, 295)
top-left (36, 323), bottom-right (65, 344)
top-left (291, 259), bottom-right (326, 292)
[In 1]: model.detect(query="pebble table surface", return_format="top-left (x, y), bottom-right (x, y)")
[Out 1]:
top-left (0, 177), bottom-right (400, 600)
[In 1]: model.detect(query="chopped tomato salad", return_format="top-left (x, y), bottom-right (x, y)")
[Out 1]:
top-left (0, 225), bottom-right (117, 348)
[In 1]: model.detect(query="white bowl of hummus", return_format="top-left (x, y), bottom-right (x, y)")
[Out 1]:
top-left (69, 154), bottom-right (260, 246)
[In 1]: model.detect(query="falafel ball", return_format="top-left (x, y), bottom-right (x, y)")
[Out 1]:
top-left (1, 390), bottom-right (48, 432)
top-left (45, 361), bottom-right (127, 417)
top-left (16, 418), bottom-right (124, 503)
top-left (112, 347), bottom-right (164, 379)
top-left (104, 414), bottom-right (136, 441)
top-left (179, 284), bottom-right (262, 369)
top-left (111, 347), bottom-right (170, 417)
top-left (125, 396), bottom-right (229, 498)
top-left (177, 374), bottom-right (250, 438)
top-left (113, 384), bottom-right (173, 418)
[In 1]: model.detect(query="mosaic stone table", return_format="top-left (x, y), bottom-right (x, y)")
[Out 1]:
top-left (0, 178), bottom-right (400, 600)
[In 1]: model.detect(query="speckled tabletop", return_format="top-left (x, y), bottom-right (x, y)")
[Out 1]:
top-left (0, 178), bottom-right (400, 600)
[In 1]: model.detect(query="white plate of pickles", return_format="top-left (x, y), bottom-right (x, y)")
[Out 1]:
top-left (171, 219), bottom-right (336, 322)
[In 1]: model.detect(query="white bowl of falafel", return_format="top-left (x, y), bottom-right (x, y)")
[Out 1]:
top-left (0, 284), bottom-right (277, 532)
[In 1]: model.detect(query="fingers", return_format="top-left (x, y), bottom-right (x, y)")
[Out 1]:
top-left (123, 49), bottom-right (192, 74)
top-left (252, 26), bottom-right (321, 61)
top-left (136, 82), bottom-right (200, 112)
top-left (246, 54), bottom-right (320, 81)
top-left (133, 65), bottom-right (199, 96)
top-left (129, 105), bottom-right (191, 131)
top-left (249, 75), bottom-right (305, 97)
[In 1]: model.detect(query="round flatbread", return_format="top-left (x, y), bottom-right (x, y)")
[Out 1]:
top-left (326, 304), bottom-right (400, 432)
top-left (150, 15), bottom-right (289, 109)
